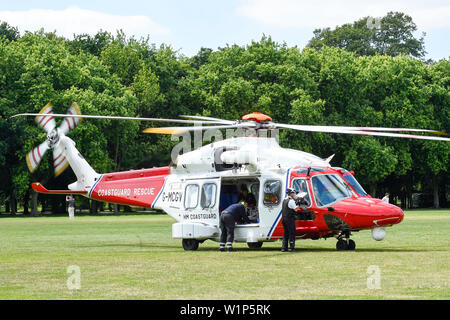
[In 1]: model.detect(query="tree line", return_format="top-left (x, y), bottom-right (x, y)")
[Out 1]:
top-left (0, 12), bottom-right (448, 214)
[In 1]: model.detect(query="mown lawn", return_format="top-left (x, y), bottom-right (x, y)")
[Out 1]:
top-left (0, 209), bottom-right (448, 299)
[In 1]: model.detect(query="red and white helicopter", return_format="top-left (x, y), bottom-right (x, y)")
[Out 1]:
top-left (13, 103), bottom-right (450, 251)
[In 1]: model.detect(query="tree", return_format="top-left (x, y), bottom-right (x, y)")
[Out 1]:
top-left (190, 36), bottom-right (320, 122)
top-left (307, 12), bottom-right (426, 58)
top-left (374, 12), bottom-right (426, 58)
top-left (410, 59), bottom-right (450, 208)
top-left (0, 31), bottom-right (141, 213)
top-left (190, 47), bottom-right (213, 69)
top-left (0, 29), bottom-right (448, 212)
top-left (343, 138), bottom-right (398, 196)
top-left (101, 31), bottom-right (157, 86)
top-left (0, 21), bottom-right (20, 41)
top-left (68, 30), bottom-right (112, 56)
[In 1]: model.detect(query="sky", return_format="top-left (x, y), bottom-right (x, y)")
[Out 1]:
top-left (0, 0), bottom-right (449, 60)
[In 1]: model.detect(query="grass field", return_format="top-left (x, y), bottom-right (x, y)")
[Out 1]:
top-left (0, 209), bottom-right (448, 300)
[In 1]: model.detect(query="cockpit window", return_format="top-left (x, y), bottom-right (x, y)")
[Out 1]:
top-left (311, 174), bottom-right (352, 207)
top-left (292, 179), bottom-right (311, 207)
top-left (342, 171), bottom-right (368, 197)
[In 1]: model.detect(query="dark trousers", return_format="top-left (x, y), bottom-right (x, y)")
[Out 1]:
top-left (219, 212), bottom-right (235, 247)
top-left (282, 216), bottom-right (296, 249)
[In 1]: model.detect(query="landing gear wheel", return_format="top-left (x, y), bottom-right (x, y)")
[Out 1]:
top-left (336, 230), bottom-right (356, 251)
top-left (336, 239), bottom-right (348, 251)
top-left (182, 239), bottom-right (199, 251)
top-left (247, 242), bottom-right (263, 249)
top-left (347, 239), bottom-right (356, 250)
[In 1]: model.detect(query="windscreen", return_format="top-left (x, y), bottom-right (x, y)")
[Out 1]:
top-left (342, 171), bottom-right (368, 197)
top-left (311, 174), bottom-right (352, 207)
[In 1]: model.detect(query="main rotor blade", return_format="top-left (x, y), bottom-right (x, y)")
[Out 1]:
top-left (143, 123), bottom-right (256, 134)
top-left (272, 123), bottom-right (448, 136)
top-left (333, 126), bottom-right (447, 136)
top-left (12, 113), bottom-right (227, 125)
top-left (275, 123), bottom-right (450, 142)
top-left (355, 127), bottom-right (448, 135)
top-left (179, 115), bottom-right (235, 125)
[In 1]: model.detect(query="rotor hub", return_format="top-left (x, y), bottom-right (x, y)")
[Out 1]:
top-left (242, 112), bottom-right (272, 123)
top-left (47, 128), bottom-right (60, 148)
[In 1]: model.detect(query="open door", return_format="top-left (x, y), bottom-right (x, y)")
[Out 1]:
top-left (219, 177), bottom-right (260, 224)
top-left (292, 178), bottom-right (315, 221)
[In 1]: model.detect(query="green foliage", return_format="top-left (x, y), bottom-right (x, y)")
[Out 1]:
top-left (190, 36), bottom-right (320, 123)
top-left (343, 138), bottom-right (398, 185)
top-left (68, 30), bottom-right (112, 56)
top-left (0, 21), bottom-right (20, 41)
top-left (0, 16), bottom-right (448, 211)
top-left (307, 12), bottom-right (426, 58)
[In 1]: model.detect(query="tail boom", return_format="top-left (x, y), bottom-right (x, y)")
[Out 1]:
top-left (88, 167), bottom-right (170, 208)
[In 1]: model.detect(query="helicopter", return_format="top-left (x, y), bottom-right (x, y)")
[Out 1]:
top-left (13, 103), bottom-right (450, 251)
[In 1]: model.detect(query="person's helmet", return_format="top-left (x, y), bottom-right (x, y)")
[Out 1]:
top-left (286, 188), bottom-right (296, 195)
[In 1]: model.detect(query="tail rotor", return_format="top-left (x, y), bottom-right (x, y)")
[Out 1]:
top-left (26, 141), bottom-right (50, 173)
top-left (52, 144), bottom-right (70, 177)
top-left (35, 102), bottom-right (56, 133)
top-left (58, 102), bottom-right (82, 135)
top-left (26, 102), bottom-right (82, 177)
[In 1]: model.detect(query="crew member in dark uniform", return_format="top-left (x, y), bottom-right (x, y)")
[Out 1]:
top-left (238, 184), bottom-right (256, 205)
top-left (219, 202), bottom-right (251, 252)
top-left (281, 188), bottom-right (299, 252)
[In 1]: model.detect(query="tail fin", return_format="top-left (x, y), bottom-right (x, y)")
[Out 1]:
top-left (58, 135), bottom-right (99, 191)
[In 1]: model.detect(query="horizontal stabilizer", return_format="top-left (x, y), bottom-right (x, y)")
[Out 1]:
top-left (31, 183), bottom-right (87, 194)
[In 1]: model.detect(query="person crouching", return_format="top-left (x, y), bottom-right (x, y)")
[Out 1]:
top-left (219, 202), bottom-right (251, 252)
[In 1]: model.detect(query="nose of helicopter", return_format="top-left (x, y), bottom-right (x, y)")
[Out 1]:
top-left (372, 202), bottom-right (404, 227)
top-left (333, 197), bottom-right (404, 229)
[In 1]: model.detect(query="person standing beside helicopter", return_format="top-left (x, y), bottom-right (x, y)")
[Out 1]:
top-left (281, 189), bottom-right (300, 252)
top-left (219, 202), bottom-right (251, 252)
top-left (66, 195), bottom-right (76, 220)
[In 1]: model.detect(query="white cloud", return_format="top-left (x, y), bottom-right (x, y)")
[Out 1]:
top-left (237, 0), bottom-right (450, 30)
top-left (0, 6), bottom-right (170, 38)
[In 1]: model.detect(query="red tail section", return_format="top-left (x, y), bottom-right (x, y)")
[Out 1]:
top-left (89, 166), bottom-right (170, 208)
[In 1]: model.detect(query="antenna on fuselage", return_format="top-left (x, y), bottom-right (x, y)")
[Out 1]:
top-left (324, 154), bottom-right (335, 164)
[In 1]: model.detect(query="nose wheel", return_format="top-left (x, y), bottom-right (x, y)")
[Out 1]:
top-left (336, 231), bottom-right (356, 251)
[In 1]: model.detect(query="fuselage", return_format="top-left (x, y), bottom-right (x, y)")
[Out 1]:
top-left (84, 137), bottom-right (404, 243)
